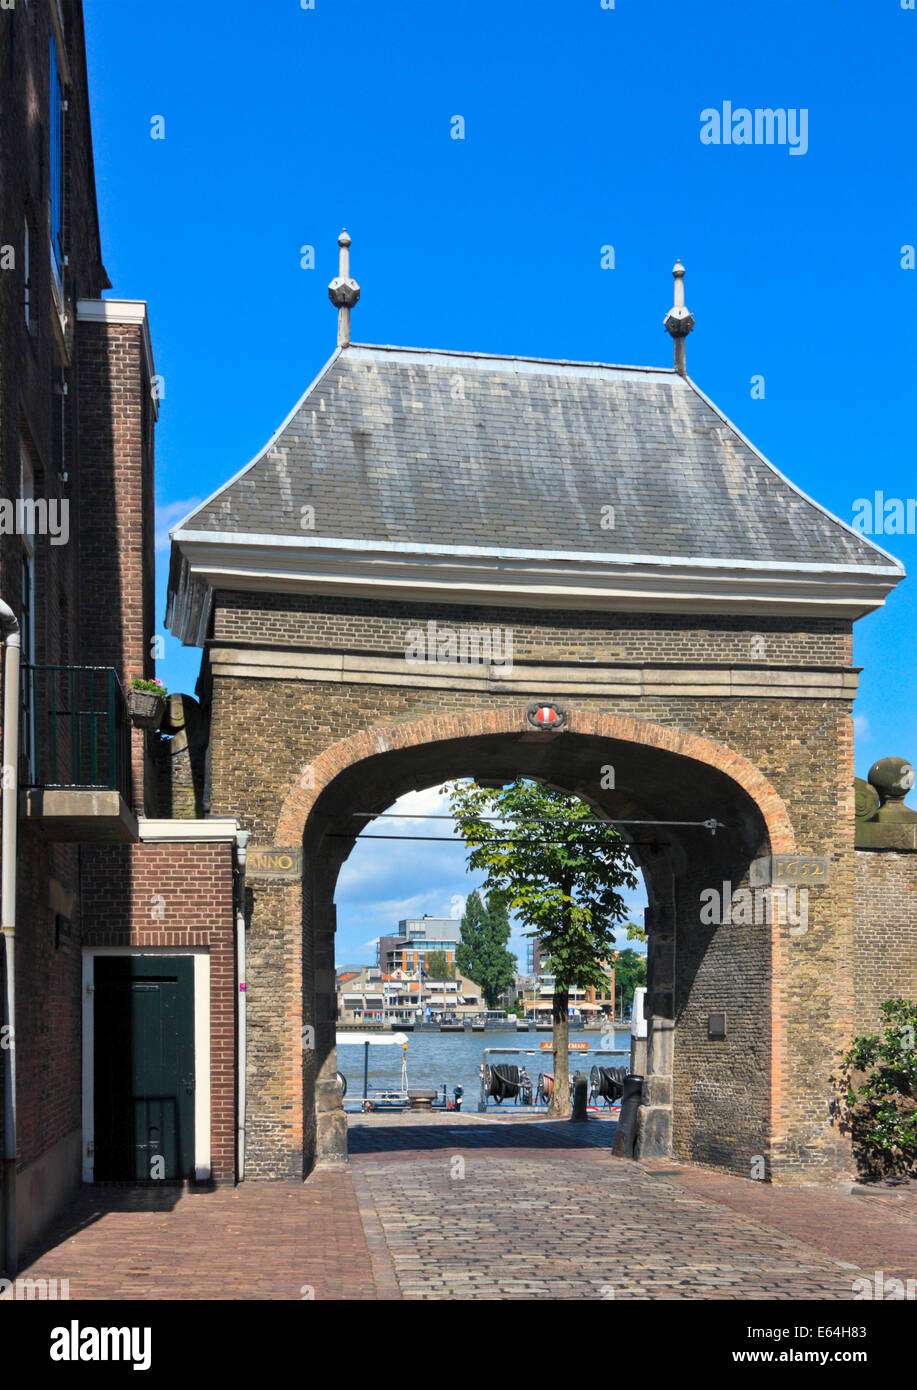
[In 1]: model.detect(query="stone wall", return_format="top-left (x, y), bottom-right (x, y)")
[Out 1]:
top-left (854, 850), bottom-right (917, 1035)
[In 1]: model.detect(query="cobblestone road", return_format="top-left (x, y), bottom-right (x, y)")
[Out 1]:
top-left (9, 1114), bottom-right (917, 1300)
top-left (348, 1115), bottom-right (916, 1300)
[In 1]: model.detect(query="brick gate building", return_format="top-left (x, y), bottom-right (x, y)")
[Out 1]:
top-left (164, 236), bottom-right (917, 1187)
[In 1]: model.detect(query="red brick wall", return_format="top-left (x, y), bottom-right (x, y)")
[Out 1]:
top-left (0, 5), bottom-right (163, 1263)
top-left (81, 842), bottom-right (237, 1183)
top-left (14, 840), bottom-right (83, 1172)
top-left (0, 1), bottom-right (117, 1186)
top-left (76, 318), bottom-right (156, 811)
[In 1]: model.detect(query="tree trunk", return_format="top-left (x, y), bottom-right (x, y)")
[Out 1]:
top-left (547, 988), bottom-right (571, 1118)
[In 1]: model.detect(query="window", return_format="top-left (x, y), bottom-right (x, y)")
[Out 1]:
top-left (49, 32), bottom-right (65, 303)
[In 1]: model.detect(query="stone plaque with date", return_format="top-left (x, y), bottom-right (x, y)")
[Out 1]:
top-left (750, 854), bottom-right (830, 888)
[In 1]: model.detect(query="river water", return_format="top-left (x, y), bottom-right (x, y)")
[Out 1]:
top-left (337, 1027), bottom-right (633, 1108)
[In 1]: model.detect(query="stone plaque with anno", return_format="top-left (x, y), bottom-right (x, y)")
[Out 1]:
top-left (247, 847), bottom-right (302, 879)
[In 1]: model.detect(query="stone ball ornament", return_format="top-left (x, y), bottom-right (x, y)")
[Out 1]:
top-left (328, 277), bottom-right (361, 309)
top-left (663, 305), bottom-right (695, 337)
top-left (854, 776), bottom-right (880, 821)
top-left (868, 756), bottom-right (915, 802)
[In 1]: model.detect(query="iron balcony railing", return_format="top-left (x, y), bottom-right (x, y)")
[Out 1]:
top-left (22, 664), bottom-right (132, 801)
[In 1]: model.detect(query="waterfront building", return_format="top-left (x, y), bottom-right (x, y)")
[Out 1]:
top-left (336, 962), bottom-right (483, 1025)
top-left (376, 915), bottom-right (462, 974)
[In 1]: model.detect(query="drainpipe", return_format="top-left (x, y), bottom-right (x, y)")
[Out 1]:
top-left (234, 829), bottom-right (250, 1181)
top-left (0, 599), bottom-right (21, 1275)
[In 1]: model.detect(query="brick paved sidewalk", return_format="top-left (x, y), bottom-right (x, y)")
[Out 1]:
top-left (8, 1169), bottom-right (376, 1301)
top-left (639, 1157), bottom-right (917, 1285)
top-left (7, 1116), bottom-right (916, 1301)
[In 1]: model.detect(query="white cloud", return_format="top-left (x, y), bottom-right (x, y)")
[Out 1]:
top-left (155, 498), bottom-right (202, 553)
top-left (853, 714), bottom-right (871, 741)
top-left (334, 781), bottom-right (651, 967)
top-left (387, 785), bottom-right (453, 824)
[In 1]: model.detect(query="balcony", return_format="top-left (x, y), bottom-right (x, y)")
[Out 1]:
top-left (21, 665), bottom-right (137, 842)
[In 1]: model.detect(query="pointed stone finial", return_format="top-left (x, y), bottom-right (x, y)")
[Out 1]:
top-left (328, 228), bottom-right (360, 347)
top-left (663, 259), bottom-right (694, 376)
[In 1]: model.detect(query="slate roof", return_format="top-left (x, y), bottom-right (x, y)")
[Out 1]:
top-left (174, 343), bottom-right (897, 571)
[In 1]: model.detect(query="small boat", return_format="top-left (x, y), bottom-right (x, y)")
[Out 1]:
top-left (356, 1092), bottom-right (409, 1113)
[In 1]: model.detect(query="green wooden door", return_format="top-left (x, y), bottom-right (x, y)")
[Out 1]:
top-left (93, 956), bottom-right (196, 1181)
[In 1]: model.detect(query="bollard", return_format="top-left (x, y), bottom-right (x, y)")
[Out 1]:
top-left (611, 1073), bottom-right (644, 1156)
top-left (571, 1070), bottom-right (589, 1122)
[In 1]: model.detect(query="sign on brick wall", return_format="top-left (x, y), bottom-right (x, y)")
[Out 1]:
top-left (750, 854), bottom-right (830, 887)
top-left (246, 847), bottom-right (303, 879)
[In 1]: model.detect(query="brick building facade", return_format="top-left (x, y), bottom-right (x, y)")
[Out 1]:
top-left (0, 3), bottom-right (238, 1273)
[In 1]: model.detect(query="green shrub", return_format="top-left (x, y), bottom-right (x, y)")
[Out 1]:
top-left (835, 999), bottom-right (917, 1180)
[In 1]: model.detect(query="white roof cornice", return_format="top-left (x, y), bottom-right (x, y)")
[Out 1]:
top-left (166, 529), bottom-right (903, 646)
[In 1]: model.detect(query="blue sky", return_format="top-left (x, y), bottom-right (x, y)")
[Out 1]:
top-left (85, 0), bottom-right (917, 965)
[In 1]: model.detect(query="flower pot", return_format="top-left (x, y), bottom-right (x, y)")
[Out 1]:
top-left (128, 689), bottom-right (166, 730)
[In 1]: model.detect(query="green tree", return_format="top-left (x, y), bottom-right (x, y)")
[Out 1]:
top-left (835, 998), bottom-right (917, 1179)
top-left (423, 950), bottom-right (453, 980)
top-left (447, 779), bottom-right (638, 1118)
top-left (455, 889), bottom-right (516, 1009)
top-left (613, 946), bottom-right (647, 1015)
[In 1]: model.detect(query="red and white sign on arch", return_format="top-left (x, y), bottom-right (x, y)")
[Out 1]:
top-left (527, 702), bottom-right (566, 730)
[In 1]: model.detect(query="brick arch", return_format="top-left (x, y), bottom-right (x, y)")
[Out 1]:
top-left (276, 707), bottom-right (795, 852)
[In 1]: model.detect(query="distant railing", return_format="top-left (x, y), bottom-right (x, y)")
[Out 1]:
top-left (22, 664), bottom-right (132, 800)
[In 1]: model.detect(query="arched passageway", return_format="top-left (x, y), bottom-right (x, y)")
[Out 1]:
top-left (271, 709), bottom-right (795, 1181)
